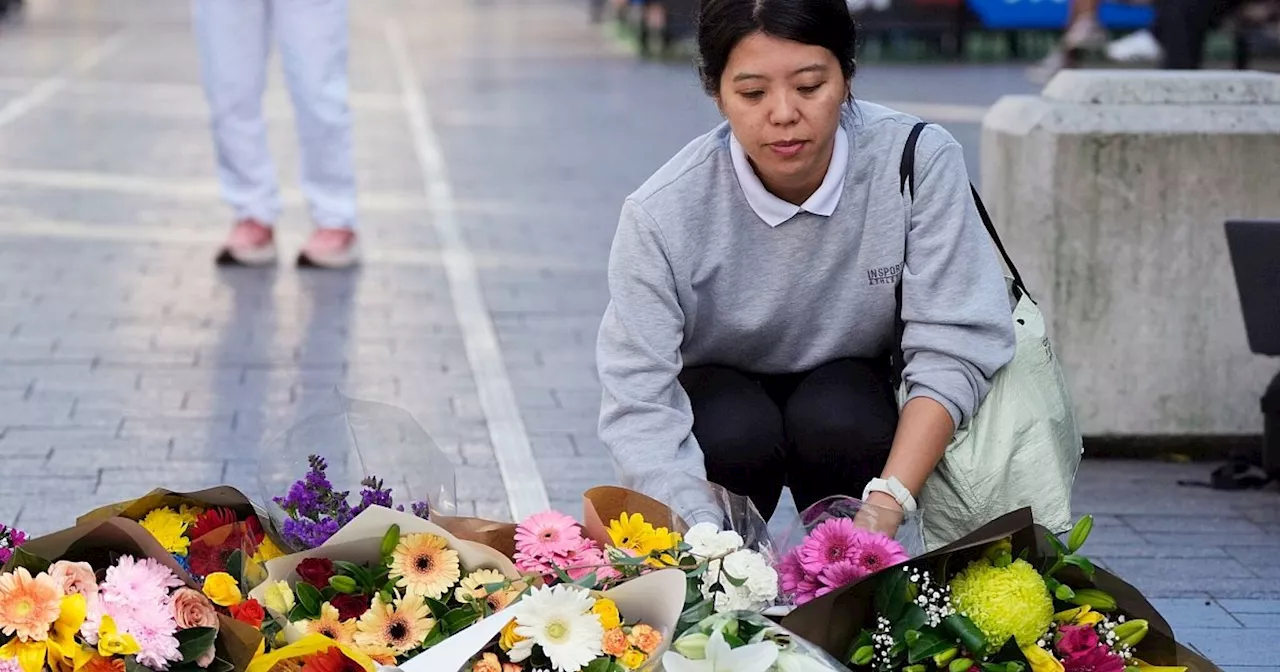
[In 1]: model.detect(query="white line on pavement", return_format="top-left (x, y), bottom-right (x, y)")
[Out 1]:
top-left (0, 29), bottom-right (129, 130)
top-left (384, 20), bottom-right (551, 521)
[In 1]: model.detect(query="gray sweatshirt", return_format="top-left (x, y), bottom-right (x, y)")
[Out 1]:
top-left (596, 102), bottom-right (1016, 512)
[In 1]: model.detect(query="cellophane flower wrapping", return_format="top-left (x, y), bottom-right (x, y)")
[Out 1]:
top-left (664, 610), bottom-right (848, 672)
top-left (773, 495), bottom-right (924, 608)
top-left (254, 390), bottom-right (459, 553)
top-left (571, 475), bottom-right (783, 639)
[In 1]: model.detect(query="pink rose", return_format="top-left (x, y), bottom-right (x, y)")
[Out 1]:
top-left (172, 588), bottom-right (219, 629)
top-left (49, 561), bottom-right (97, 600)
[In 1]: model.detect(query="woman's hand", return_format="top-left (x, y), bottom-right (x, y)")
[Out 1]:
top-left (853, 491), bottom-right (905, 537)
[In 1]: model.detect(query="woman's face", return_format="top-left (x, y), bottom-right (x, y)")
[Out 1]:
top-left (717, 32), bottom-right (848, 203)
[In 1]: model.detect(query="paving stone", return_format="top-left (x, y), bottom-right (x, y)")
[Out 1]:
top-left (1121, 514), bottom-right (1271, 535)
top-left (529, 433), bottom-right (580, 458)
top-left (1235, 614), bottom-right (1280, 629)
top-left (1219, 600), bottom-right (1280, 614)
top-left (1178, 628), bottom-right (1280, 666)
top-left (1149, 597), bottom-right (1243, 629)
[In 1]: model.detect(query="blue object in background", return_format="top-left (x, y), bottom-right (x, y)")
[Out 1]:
top-left (964, 0), bottom-right (1153, 30)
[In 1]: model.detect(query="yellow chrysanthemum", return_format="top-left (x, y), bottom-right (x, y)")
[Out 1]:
top-left (608, 513), bottom-right (660, 557)
top-left (139, 508), bottom-right (190, 556)
top-left (949, 558), bottom-right (1054, 649)
top-left (176, 505), bottom-right (204, 527)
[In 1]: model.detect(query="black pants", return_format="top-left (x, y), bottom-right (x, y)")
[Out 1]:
top-left (1154, 0), bottom-right (1247, 69)
top-left (678, 358), bottom-right (899, 521)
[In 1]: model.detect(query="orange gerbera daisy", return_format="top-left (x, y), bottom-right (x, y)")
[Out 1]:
top-left (390, 534), bottom-right (460, 600)
top-left (302, 603), bottom-right (357, 646)
top-left (354, 593), bottom-right (433, 654)
top-left (0, 567), bottom-right (63, 641)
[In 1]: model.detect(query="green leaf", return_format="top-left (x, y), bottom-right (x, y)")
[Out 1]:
top-left (892, 605), bottom-right (929, 640)
top-left (419, 621), bottom-right (447, 649)
top-left (1055, 583), bottom-right (1076, 601)
top-left (226, 550), bottom-right (245, 582)
top-left (874, 568), bottom-right (911, 621)
top-left (176, 627), bottom-right (218, 663)
top-left (286, 603), bottom-right (309, 622)
top-left (425, 598), bottom-right (451, 621)
top-left (845, 630), bottom-right (875, 665)
top-left (582, 659), bottom-right (616, 672)
top-left (1044, 531), bottom-right (1069, 557)
top-left (7, 547), bottom-right (51, 575)
top-left (295, 582), bottom-right (322, 617)
top-left (125, 656), bottom-right (158, 672)
top-left (907, 629), bottom-right (953, 664)
top-left (443, 608), bottom-right (481, 633)
top-left (205, 658), bottom-right (236, 672)
top-left (942, 614), bottom-right (988, 659)
top-left (575, 572), bottom-right (599, 589)
top-left (1062, 554), bottom-right (1096, 579)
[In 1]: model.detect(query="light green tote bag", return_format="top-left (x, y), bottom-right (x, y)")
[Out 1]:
top-left (896, 122), bottom-right (1084, 551)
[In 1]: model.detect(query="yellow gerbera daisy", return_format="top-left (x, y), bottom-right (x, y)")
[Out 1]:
top-left (607, 513), bottom-right (659, 557)
top-left (138, 508), bottom-right (190, 556)
top-left (354, 593), bottom-right (434, 654)
top-left (390, 534), bottom-right (461, 600)
top-left (301, 603), bottom-right (357, 646)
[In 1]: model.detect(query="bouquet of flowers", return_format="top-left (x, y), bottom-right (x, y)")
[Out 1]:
top-left (507, 484), bottom-right (781, 639)
top-left (0, 516), bottom-right (261, 672)
top-left (663, 611), bottom-right (847, 672)
top-left (779, 508), bottom-right (1223, 672)
top-left (248, 504), bottom-right (523, 666)
top-left (389, 568), bottom-right (686, 672)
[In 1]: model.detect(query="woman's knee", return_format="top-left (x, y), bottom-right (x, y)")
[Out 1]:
top-left (785, 359), bottom-right (898, 458)
top-left (680, 366), bottom-right (785, 467)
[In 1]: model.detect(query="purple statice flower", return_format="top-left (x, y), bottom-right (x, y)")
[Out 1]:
top-left (411, 501), bottom-right (430, 520)
top-left (355, 477), bottom-right (393, 514)
top-left (393, 500), bottom-right (431, 520)
top-left (273, 454), bottom-right (431, 549)
top-left (281, 517), bottom-right (343, 549)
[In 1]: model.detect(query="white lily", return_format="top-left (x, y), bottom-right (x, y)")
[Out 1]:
top-left (661, 629), bottom-right (779, 672)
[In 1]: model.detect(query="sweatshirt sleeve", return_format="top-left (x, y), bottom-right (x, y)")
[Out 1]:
top-left (596, 199), bottom-right (719, 522)
top-left (900, 130), bottom-right (1017, 430)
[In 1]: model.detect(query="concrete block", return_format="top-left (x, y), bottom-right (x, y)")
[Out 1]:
top-left (982, 70), bottom-right (1280, 435)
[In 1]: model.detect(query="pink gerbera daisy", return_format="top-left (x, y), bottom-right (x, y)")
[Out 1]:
top-left (777, 549), bottom-right (806, 596)
top-left (797, 518), bottom-right (861, 574)
top-left (848, 530), bottom-right (909, 575)
top-left (515, 511), bottom-right (584, 557)
top-left (816, 559), bottom-right (870, 596)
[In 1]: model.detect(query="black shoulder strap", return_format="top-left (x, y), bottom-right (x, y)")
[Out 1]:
top-left (891, 122), bottom-right (1032, 387)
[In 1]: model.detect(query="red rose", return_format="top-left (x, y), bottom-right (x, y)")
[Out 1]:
top-left (230, 599), bottom-right (266, 628)
top-left (296, 558), bottom-right (336, 588)
top-left (329, 594), bottom-right (370, 622)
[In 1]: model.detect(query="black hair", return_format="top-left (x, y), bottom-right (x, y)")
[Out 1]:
top-left (694, 0), bottom-right (858, 97)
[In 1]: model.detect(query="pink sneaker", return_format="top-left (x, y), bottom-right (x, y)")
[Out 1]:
top-left (298, 227), bottom-right (360, 269)
top-left (216, 219), bottom-right (277, 266)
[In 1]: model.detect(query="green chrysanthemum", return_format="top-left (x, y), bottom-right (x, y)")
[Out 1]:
top-left (948, 558), bottom-right (1054, 649)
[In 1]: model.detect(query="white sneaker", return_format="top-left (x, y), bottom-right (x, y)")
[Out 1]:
top-left (1106, 30), bottom-right (1162, 62)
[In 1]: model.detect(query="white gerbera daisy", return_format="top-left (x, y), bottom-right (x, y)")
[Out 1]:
top-left (511, 584), bottom-right (604, 672)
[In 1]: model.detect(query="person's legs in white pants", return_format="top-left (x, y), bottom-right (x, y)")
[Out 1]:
top-left (192, 0), bottom-right (279, 230)
top-left (274, 0), bottom-right (358, 236)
